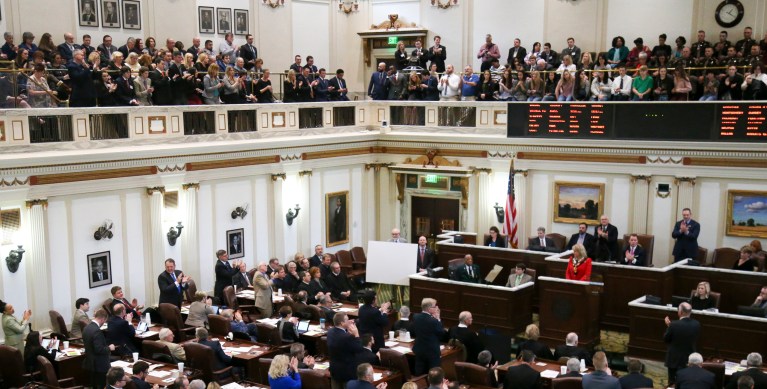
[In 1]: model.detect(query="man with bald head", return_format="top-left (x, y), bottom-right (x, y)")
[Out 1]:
top-left (664, 302), bottom-right (701, 384)
top-left (368, 61), bottom-right (388, 100)
top-left (389, 228), bottom-right (407, 243)
top-left (58, 33), bottom-right (77, 62)
top-left (593, 215), bottom-right (618, 262)
top-left (254, 262), bottom-right (274, 317)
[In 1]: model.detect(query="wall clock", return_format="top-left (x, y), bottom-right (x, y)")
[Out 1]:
top-left (716, 0), bottom-right (745, 28)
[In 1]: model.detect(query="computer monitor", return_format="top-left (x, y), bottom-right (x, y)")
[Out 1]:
top-left (736, 305), bottom-right (766, 318)
top-left (296, 320), bottom-right (311, 333)
top-left (671, 295), bottom-right (690, 308)
top-left (644, 295), bottom-right (662, 305)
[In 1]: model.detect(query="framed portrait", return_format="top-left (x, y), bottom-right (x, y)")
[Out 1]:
top-left (198, 6), bottom-right (214, 34)
top-left (234, 9), bottom-right (249, 35)
top-left (78, 0), bottom-right (99, 27)
top-left (227, 228), bottom-right (244, 259)
top-left (100, 0), bottom-right (120, 28)
top-left (217, 8), bottom-right (232, 35)
top-left (326, 191), bottom-right (349, 247)
top-left (123, 0), bottom-right (141, 30)
top-left (553, 182), bottom-right (605, 225)
top-left (88, 251), bottom-right (112, 289)
top-left (726, 190), bottom-right (767, 237)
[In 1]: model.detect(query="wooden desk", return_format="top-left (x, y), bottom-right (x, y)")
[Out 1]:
top-left (301, 363), bottom-right (403, 388)
top-left (498, 359), bottom-right (591, 388)
top-left (537, 277), bottom-right (602, 348)
top-left (177, 337), bottom-right (285, 381)
top-left (628, 295), bottom-right (767, 361)
top-left (409, 273), bottom-right (534, 334)
top-left (383, 338), bottom-right (462, 381)
top-left (109, 358), bottom-right (202, 386)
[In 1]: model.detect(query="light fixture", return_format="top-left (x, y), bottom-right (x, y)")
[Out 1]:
top-left (167, 222), bottom-right (184, 246)
top-left (286, 204), bottom-right (301, 226)
top-left (431, 0), bottom-right (458, 9)
top-left (339, 0), bottom-right (359, 13)
top-left (5, 245), bottom-right (25, 273)
top-left (263, 0), bottom-right (285, 8)
top-left (94, 219), bottom-right (114, 241)
top-left (231, 205), bottom-right (249, 220)
top-left (493, 202), bottom-right (505, 223)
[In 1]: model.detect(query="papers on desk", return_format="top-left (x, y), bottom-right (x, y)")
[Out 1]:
top-left (373, 373), bottom-right (383, 381)
top-left (314, 362), bottom-right (330, 370)
top-left (137, 330), bottom-right (158, 338)
top-left (226, 346), bottom-right (255, 353)
top-left (304, 330), bottom-right (323, 336)
top-left (384, 341), bottom-right (399, 347)
top-left (180, 308), bottom-right (190, 315)
top-left (148, 370), bottom-right (172, 378)
top-left (389, 346), bottom-right (414, 354)
top-left (237, 290), bottom-right (255, 298)
top-left (257, 318), bottom-right (280, 325)
top-left (222, 383), bottom-right (265, 389)
top-left (335, 307), bottom-right (357, 313)
top-left (55, 349), bottom-right (83, 360)
top-left (148, 364), bottom-right (164, 372)
top-left (111, 360), bottom-right (133, 369)
top-left (439, 345), bottom-right (445, 350)
top-left (725, 361), bottom-right (746, 376)
top-left (540, 370), bottom-right (560, 379)
top-left (395, 337), bottom-right (414, 343)
top-left (535, 362), bottom-right (548, 366)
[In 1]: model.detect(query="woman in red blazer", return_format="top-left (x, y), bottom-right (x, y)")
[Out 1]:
top-left (566, 243), bottom-right (592, 281)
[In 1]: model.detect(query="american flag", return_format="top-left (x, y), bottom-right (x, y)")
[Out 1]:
top-left (503, 160), bottom-right (519, 248)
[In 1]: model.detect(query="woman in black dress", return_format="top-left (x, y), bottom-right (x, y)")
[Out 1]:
top-left (24, 331), bottom-right (57, 373)
top-left (689, 281), bottom-right (715, 310)
top-left (733, 245), bottom-right (758, 272)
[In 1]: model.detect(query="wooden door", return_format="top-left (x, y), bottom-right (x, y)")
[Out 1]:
top-left (410, 196), bottom-right (460, 242)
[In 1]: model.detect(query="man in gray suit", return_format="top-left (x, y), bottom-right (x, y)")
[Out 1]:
top-left (70, 297), bottom-right (90, 339)
top-left (583, 351), bottom-right (620, 389)
top-left (254, 262), bottom-right (274, 318)
top-left (506, 263), bottom-right (533, 288)
top-left (386, 66), bottom-right (406, 100)
top-left (388, 228), bottom-right (408, 243)
top-left (527, 227), bottom-right (558, 253)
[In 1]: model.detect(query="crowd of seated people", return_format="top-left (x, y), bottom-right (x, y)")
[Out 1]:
top-left (1, 26), bottom-right (767, 108)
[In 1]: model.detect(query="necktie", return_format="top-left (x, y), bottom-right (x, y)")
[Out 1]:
top-left (98, 272), bottom-right (102, 281)
top-left (541, 238), bottom-right (545, 247)
top-left (339, 78), bottom-right (344, 90)
top-left (468, 266), bottom-right (473, 278)
top-left (631, 247), bottom-right (635, 255)
top-left (443, 78), bottom-right (448, 96)
top-left (619, 77), bottom-right (624, 91)
top-left (516, 275), bottom-right (522, 286)
top-left (420, 248), bottom-right (424, 260)
top-left (244, 273), bottom-right (251, 286)
top-left (578, 234), bottom-right (584, 245)
top-left (250, 45), bottom-right (255, 56)
top-left (171, 272), bottom-right (180, 292)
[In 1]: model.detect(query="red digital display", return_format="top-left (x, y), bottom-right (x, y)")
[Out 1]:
top-left (526, 104), bottom-right (611, 136)
top-left (719, 104), bottom-right (767, 138)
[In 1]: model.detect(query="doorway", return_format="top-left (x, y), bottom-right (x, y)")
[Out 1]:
top-left (410, 196), bottom-right (460, 243)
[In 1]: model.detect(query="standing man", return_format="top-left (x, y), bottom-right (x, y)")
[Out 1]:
top-left (622, 234), bottom-right (646, 266)
top-left (70, 297), bottom-right (90, 339)
top-left (437, 64), bottom-right (461, 101)
top-left (416, 235), bottom-right (434, 272)
top-left (106, 304), bottom-right (137, 355)
top-left (567, 222), bottom-right (596, 258)
top-left (214, 250), bottom-right (241, 304)
top-left (356, 290), bottom-right (391, 353)
top-left (582, 351), bottom-right (620, 389)
top-left (461, 66), bottom-right (479, 101)
top-left (412, 40), bottom-right (429, 70)
top-left (158, 258), bottom-right (189, 308)
top-left (389, 228), bottom-right (407, 243)
top-left (412, 298), bottom-right (447, 375)
top-left (672, 208), bottom-right (700, 262)
top-left (664, 302), bottom-right (701, 385)
top-left (327, 312), bottom-right (366, 389)
top-left (386, 65), bottom-right (406, 100)
top-left (253, 262), bottom-right (274, 318)
top-left (328, 69), bottom-right (349, 101)
top-left (83, 308), bottom-right (115, 389)
top-left (428, 36), bottom-right (447, 73)
top-left (448, 311), bottom-right (484, 364)
top-left (239, 34), bottom-right (257, 70)
top-left (476, 34), bottom-right (501, 72)
top-left (593, 215), bottom-right (618, 262)
top-left (507, 38), bottom-right (527, 66)
top-left (367, 62), bottom-right (388, 100)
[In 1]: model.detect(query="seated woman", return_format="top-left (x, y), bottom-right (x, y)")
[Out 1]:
top-left (185, 291), bottom-right (215, 328)
top-left (690, 281), bottom-right (716, 310)
top-left (556, 55), bottom-right (576, 74)
top-left (24, 331), bottom-right (56, 373)
top-left (590, 70), bottom-right (612, 101)
top-left (607, 36), bottom-right (628, 68)
top-left (519, 324), bottom-right (554, 360)
top-left (484, 226), bottom-right (506, 248)
top-left (733, 245), bottom-right (758, 272)
top-left (277, 306), bottom-right (299, 343)
top-left (566, 244), bottom-right (592, 281)
top-left (749, 240), bottom-right (765, 271)
top-left (555, 70), bottom-right (575, 101)
top-left (267, 354), bottom-right (301, 389)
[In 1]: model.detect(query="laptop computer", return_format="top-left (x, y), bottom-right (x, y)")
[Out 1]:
top-left (136, 321), bottom-right (149, 334)
top-left (296, 320), bottom-right (311, 334)
top-left (210, 305), bottom-right (219, 314)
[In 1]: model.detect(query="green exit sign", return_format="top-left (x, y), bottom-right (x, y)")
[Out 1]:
top-left (424, 175), bottom-right (440, 183)
top-left (388, 36), bottom-right (398, 45)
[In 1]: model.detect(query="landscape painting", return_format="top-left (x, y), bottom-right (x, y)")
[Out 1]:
top-left (727, 190), bottom-right (767, 237)
top-left (553, 182), bottom-right (605, 224)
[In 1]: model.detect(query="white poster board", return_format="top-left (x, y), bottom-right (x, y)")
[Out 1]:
top-left (366, 241), bottom-right (417, 286)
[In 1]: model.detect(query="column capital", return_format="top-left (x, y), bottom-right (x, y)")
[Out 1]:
top-left (365, 163), bottom-right (393, 172)
top-left (630, 175), bottom-right (652, 183)
top-left (271, 173), bottom-right (286, 181)
top-left (513, 169), bottom-right (528, 177)
top-left (674, 177), bottom-right (696, 186)
top-left (470, 167), bottom-right (493, 175)
top-left (147, 186), bottom-right (165, 195)
top-left (298, 170), bottom-right (313, 177)
top-left (182, 183), bottom-right (200, 190)
top-left (25, 199), bottom-right (48, 208)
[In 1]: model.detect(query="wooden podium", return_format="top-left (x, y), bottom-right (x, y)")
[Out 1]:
top-left (538, 276), bottom-right (603, 348)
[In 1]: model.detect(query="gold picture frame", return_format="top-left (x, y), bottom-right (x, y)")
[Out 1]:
top-left (726, 190), bottom-right (767, 238)
top-left (553, 181), bottom-right (605, 225)
top-left (326, 190), bottom-right (349, 247)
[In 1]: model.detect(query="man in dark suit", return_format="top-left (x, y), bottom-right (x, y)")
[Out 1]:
top-left (622, 234), bottom-right (646, 266)
top-left (619, 359), bottom-right (653, 389)
top-left (582, 351), bottom-right (620, 389)
top-left (559, 358), bottom-right (583, 378)
top-left (448, 311), bottom-right (484, 364)
top-left (214, 250), bottom-right (241, 304)
top-left (504, 350), bottom-right (541, 389)
top-left (454, 254), bottom-right (482, 284)
top-left (675, 353), bottom-right (715, 389)
top-left (106, 303), bottom-right (137, 355)
top-left (664, 302), bottom-right (701, 384)
top-left (292, 291), bottom-right (313, 320)
top-left (310, 245), bottom-right (324, 268)
top-left (328, 69), bottom-right (349, 101)
top-left (387, 66), bottom-right (406, 100)
top-left (91, 259), bottom-right (108, 282)
top-left (412, 298), bottom-right (448, 375)
top-left (231, 262), bottom-right (252, 289)
top-left (566, 223), bottom-right (596, 258)
top-left (58, 33), bottom-right (77, 63)
top-left (332, 197), bottom-right (346, 241)
top-left (727, 353), bottom-right (767, 389)
top-left (554, 332), bottom-right (592, 367)
top-left (672, 208), bottom-right (700, 262)
top-left (103, 1), bottom-right (118, 24)
top-left (67, 49), bottom-right (97, 107)
top-left (80, 1), bottom-right (96, 23)
top-left (325, 262), bottom-right (355, 301)
top-left (527, 227), bottom-right (558, 252)
top-left (157, 258), bottom-right (189, 308)
top-left (392, 305), bottom-right (413, 334)
top-left (428, 36), bottom-right (447, 73)
top-left (317, 295), bottom-right (336, 323)
top-left (412, 40), bottom-right (430, 70)
top-left (357, 290), bottom-right (391, 353)
top-left (348, 363), bottom-right (380, 389)
top-left (82, 309), bottom-right (115, 389)
top-left (196, 328), bottom-right (233, 371)
top-left (355, 334), bottom-right (381, 366)
top-left (117, 38), bottom-right (135, 59)
top-left (367, 62), bottom-right (388, 100)
top-left (507, 38), bottom-right (527, 65)
top-left (416, 235), bottom-right (434, 272)
top-left (131, 361), bottom-right (153, 389)
top-left (239, 34), bottom-right (258, 70)
top-left (148, 58), bottom-right (173, 106)
top-left (594, 215), bottom-right (619, 262)
top-left (328, 313), bottom-right (366, 387)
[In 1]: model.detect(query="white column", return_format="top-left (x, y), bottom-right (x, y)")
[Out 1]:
top-left (147, 187), bottom-right (165, 305)
top-left (676, 178), bottom-right (696, 216)
top-left (296, 172), bottom-right (311, 258)
top-left (631, 176), bottom-right (651, 234)
top-left (272, 174), bottom-right (285, 261)
top-left (25, 200), bottom-right (50, 331)
top-left (181, 183), bottom-right (199, 280)
top-left (512, 170), bottom-right (528, 248)
top-left (475, 170), bottom-right (492, 234)
top-left (379, 167), bottom-right (393, 240)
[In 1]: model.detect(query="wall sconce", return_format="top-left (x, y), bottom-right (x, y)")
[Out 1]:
top-left (493, 202), bottom-right (505, 223)
top-left (431, 0), bottom-right (458, 9)
top-left (167, 222), bottom-right (183, 246)
top-left (656, 183), bottom-right (671, 198)
top-left (263, 0), bottom-right (285, 8)
top-left (231, 205), bottom-right (249, 220)
top-left (5, 245), bottom-right (25, 273)
top-left (339, 0), bottom-right (359, 13)
top-left (94, 220), bottom-right (114, 241)
top-left (286, 204), bottom-right (301, 226)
